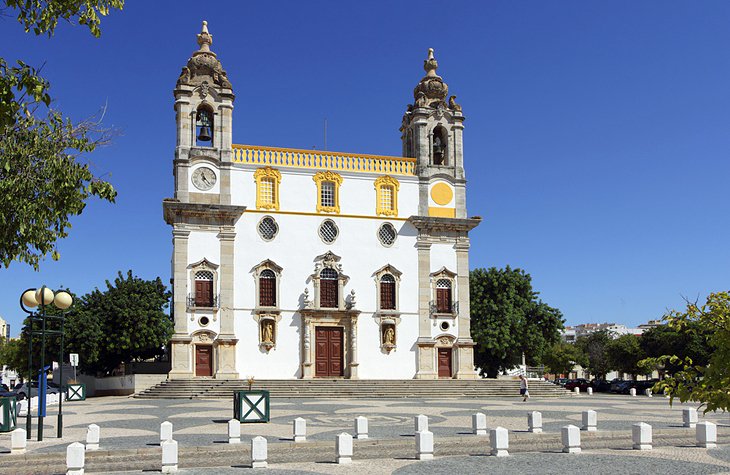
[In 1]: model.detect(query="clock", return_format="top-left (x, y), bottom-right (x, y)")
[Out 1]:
top-left (192, 167), bottom-right (217, 191)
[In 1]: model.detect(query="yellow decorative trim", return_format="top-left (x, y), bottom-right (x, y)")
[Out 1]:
top-left (374, 175), bottom-right (400, 217)
top-left (428, 207), bottom-right (456, 218)
top-left (245, 209), bottom-right (408, 221)
top-left (253, 167), bottom-right (282, 210)
top-left (232, 144), bottom-right (416, 176)
top-left (313, 171), bottom-right (343, 214)
top-left (430, 183), bottom-right (453, 206)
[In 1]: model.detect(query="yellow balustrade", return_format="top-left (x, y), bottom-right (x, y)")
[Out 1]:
top-left (232, 144), bottom-right (416, 176)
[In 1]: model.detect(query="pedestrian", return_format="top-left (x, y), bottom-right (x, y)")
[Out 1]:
top-left (519, 374), bottom-right (530, 402)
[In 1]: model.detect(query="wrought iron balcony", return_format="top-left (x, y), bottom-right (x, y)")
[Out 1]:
top-left (187, 293), bottom-right (219, 309)
top-left (429, 300), bottom-right (459, 316)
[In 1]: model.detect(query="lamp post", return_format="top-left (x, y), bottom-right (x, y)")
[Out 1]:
top-left (19, 287), bottom-right (73, 441)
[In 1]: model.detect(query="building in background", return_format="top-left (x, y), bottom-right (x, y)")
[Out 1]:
top-left (163, 23), bottom-right (481, 380)
top-left (0, 316), bottom-right (9, 342)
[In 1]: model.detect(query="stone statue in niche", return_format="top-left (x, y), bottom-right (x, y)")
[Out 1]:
top-left (433, 135), bottom-right (444, 164)
top-left (262, 320), bottom-right (274, 343)
top-left (383, 326), bottom-right (395, 345)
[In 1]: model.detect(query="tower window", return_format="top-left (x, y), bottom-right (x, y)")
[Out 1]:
top-left (320, 268), bottom-right (339, 308)
top-left (196, 106), bottom-right (214, 146)
top-left (259, 269), bottom-right (276, 307)
top-left (194, 271), bottom-right (214, 307)
top-left (435, 278), bottom-right (452, 313)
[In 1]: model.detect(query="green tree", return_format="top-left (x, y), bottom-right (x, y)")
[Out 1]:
top-left (542, 341), bottom-right (587, 378)
top-left (470, 266), bottom-right (564, 377)
top-left (640, 323), bottom-right (711, 376)
top-left (81, 270), bottom-right (172, 374)
top-left (641, 292), bottom-right (730, 413)
top-left (1, 0), bottom-right (123, 269)
top-left (605, 334), bottom-right (645, 378)
top-left (575, 330), bottom-right (612, 379)
top-left (0, 338), bottom-right (27, 379)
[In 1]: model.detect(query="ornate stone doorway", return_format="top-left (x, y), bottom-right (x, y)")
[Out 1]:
top-left (195, 345), bottom-right (213, 377)
top-left (315, 326), bottom-right (344, 377)
top-left (437, 347), bottom-right (452, 378)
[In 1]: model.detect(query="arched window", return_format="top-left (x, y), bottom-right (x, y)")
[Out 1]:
top-left (196, 105), bottom-right (214, 146)
top-left (435, 278), bottom-right (452, 313)
top-left (259, 269), bottom-right (276, 307)
top-left (432, 125), bottom-right (448, 165)
top-left (380, 274), bottom-right (396, 310)
top-left (194, 271), bottom-right (214, 307)
top-left (320, 268), bottom-right (339, 308)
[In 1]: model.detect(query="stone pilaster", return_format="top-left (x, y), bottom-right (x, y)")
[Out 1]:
top-left (168, 227), bottom-right (193, 379)
top-left (301, 316), bottom-right (313, 379)
top-left (349, 315), bottom-right (359, 379)
top-left (216, 227), bottom-right (238, 379)
top-left (415, 238), bottom-right (437, 379)
top-left (454, 239), bottom-right (477, 379)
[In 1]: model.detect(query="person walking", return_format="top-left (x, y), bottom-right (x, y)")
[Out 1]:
top-left (519, 374), bottom-right (530, 402)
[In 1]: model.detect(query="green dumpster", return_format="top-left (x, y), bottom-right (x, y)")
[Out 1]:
top-left (233, 390), bottom-right (270, 423)
top-left (0, 396), bottom-right (17, 432)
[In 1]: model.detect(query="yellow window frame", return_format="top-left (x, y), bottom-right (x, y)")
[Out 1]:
top-left (254, 167), bottom-right (282, 210)
top-left (313, 171), bottom-right (343, 214)
top-left (374, 175), bottom-right (400, 217)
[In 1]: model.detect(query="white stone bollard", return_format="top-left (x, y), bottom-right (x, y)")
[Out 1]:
top-left (645, 388), bottom-right (652, 397)
top-left (251, 436), bottom-right (268, 468)
top-left (587, 387), bottom-right (593, 396)
top-left (86, 424), bottom-right (100, 451)
top-left (67, 442), bottom-right (85, 475)
top-left (293, 417), bottom-right (306, 442)
top-left (415, 430), bottom-right (434, 460)
top-left (561, 425), bottom-right (581, 454)
top-left (581, 410), bottom-right (597, 432)
top-left (573, 387), bottom-right (580, 394)
top-left (632, 422), bottom-right (652, 450)
top-left (355, 416), bottom-right (368, 439)
top-left (160, 421), bottom-right (173, 442)
top-left (683, 407), bottom-right (698, 428)
top-left (696, 421), bottom-right (717, 448)
top-left (629, 388), bottom-right (637, 397)
top-left (528, 411), bottom-right (543, 433)
top-left (490, 426), bottom-right (509, 457)
top-left (161, 439), bottom-right (178, 473)
top-left (472, 413), bottom-right (487, 436)
top-left (415, 414), bottom-right (428, 433)
top-left (228, 419), bottom-right (241, 444)
top-left (336, 433), bottom-right (353, 464)
top-left (11, 428), bottom-right (27, 454)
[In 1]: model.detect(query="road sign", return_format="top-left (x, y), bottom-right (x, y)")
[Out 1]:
top-left (69, 353), bottom-right (79, 367)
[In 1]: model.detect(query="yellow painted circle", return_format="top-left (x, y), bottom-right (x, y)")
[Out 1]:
top-left (431, 183), bottom-right (453, 206)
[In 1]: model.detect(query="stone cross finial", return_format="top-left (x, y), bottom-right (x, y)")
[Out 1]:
top-left (424, 48), bottom-right (439, 76)
top-left (197, 20), bottom-right (213, 52)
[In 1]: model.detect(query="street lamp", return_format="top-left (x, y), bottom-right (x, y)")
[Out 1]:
top-left (19, 286), bottom-right (73, 441)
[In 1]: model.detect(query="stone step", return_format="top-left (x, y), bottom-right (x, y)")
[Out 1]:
top-left (135, 379), bottom-right (570, 399)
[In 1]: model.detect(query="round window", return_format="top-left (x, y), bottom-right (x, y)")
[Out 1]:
top-left (258, 216), bottom-right (279, 241)
top-left (199, 316), bottom-right (210, 327)
top-left (440, 321), bottom-right (450, 331)
top-left (319, 219), bottom-right (339, 244)
top-left (378, 222), bottom-right (397, 246)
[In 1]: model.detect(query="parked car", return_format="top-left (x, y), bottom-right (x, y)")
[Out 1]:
top-left (553, 378), bottom-right (568, 387)
top-left (590, 379), bottom-right (612, 392)
top-left (12, 382), bottom-right (62, 401)
top-left (564, 378), bottom-right (591, 391)
top-left (0, 384), bottom-right (14, 398)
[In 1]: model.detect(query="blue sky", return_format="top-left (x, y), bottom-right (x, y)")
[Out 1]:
top-left (2, 1), bottom-right (729, 336)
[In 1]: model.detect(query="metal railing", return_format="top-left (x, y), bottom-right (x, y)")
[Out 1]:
top-left (186, 294), bottom-right (219, 309)
top-left (429, 301), bottom-right (459, 316)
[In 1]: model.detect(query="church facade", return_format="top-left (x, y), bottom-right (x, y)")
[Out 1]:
top-left (163, 22), bottom-right (481, 380)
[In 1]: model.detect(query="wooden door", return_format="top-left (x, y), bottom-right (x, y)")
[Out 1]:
top-left (437, 348), bottom-right (452, 378)
top-left (195, 345), bottom-right (213, 377)
top-left (315, 327), bottom-right (344, 377)
top-left (195, 280), bottom-right (213, 307)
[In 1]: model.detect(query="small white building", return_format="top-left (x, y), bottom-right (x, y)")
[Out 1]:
top-left (163, 23), bottom-right (480, 380)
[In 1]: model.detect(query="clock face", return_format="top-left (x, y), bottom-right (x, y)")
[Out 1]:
top-left (192, 167), bottom-right (217, 191)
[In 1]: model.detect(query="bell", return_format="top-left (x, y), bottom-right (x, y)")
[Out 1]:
top-left (197, 126), bottom-right (212, 142)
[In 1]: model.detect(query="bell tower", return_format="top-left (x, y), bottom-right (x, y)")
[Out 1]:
top-left (164, 21), bottom-right (243, 380)
top-left (401, 48), bottom-right (466, 219)
top-left (172, 20), bottom-right (235, 205)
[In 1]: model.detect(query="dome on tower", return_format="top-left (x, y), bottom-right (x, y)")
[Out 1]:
top-left (176, 21), bottom-right (233, 90)
top-left (411, 48), bottom-right (461, 113)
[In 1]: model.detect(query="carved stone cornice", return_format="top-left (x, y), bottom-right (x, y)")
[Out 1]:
top-left (408, 215), bottom-right (482, 234)
top-left (163, 199), bottom-right (245, 226)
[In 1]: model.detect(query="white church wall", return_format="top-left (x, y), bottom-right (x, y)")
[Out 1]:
top-left (356, 311), bottom-right (419, 378)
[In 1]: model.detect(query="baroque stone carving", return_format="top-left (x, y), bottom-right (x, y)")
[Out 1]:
top-left (412, 48), bottom-right (448, 108)
top-left (176, 21), bottom-right (233, 90)
top-left (449, 95), bottom-right (462, 112)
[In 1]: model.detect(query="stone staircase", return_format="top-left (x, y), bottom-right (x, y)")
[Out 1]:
top-left (135, 378), bottom-right (571, 399)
